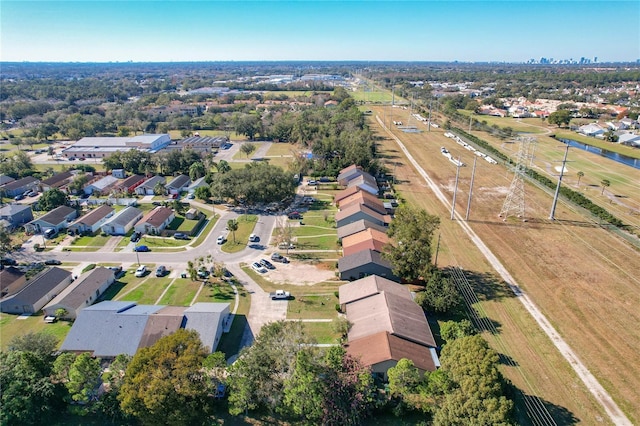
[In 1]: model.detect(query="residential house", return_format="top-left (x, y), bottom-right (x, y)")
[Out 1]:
top-left (335, 203), bottom-right (391, 228)
top-left (346, 174), bottom-right (379, 195)
top-left (135, 176), bottom-right (166, 195)
top-left (0, 267), bottom-right (27, 298)
top-left (337, 219), bottom-right (389, 240)
top-left (345, 332), bottom-right (438, 379)
top-left (341, 228), bottom-right (390, 257)
top-left (69, 205), bottom-right (115, 234)
top-left (187, 177), bottom-right (208, 194)
top-left (618, 133), bottom-right (640, 147)
top-left (101, 206), bottom-right (144, 235)
top-left (25, 205), bottom-right (77, 234)
top-left (114, 174), bottom-right (146, 195)
top-left (0, 204), bottom-right (33, 229)
top-left (43, 267), bottom-right (116, 320)
top-left (334, 186), bottom-right (362, 205)
top-left (134, 206), bottom-right (175, 235)
top-left (0, 267), bottom-right (73, 314)
top-left (185, 208), bottom-right (200, 220)
top-left (578, 123), bottom-right (606, 138)
top-left (0, 175), bottom-right (15, 186)
top-left (60, 301), bottom-right (230, 358)
top-left (165, 174), bottom-right (191, 195)
top-left (0, 176), bottom-right (39, 197)
top-left (40, 171), bottom-right (75, 192)
top-left (84, 175), bottom-right (119, 195)
top-left (337, 165), bottom-right (365, 186)
top-left (338, 249), bottom-right (397, 281)
top-left (338, 190), bottom-right (387, 215)
top-left (338, 275), bottom-right (409, 307)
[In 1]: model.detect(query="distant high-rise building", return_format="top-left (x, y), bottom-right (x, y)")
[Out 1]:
top-left (594, 56), bottom-right (598, 63)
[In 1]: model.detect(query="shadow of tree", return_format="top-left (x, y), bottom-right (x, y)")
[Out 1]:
top-left (511, 387), bottom-right (579, 426)
top-left (457, 269), bottom-right (518, 302)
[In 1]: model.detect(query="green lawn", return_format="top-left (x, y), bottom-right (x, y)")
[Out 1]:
top-left (0, 313), bottom-right (74, 351)
top-left (351, 90), bottom-right (394, 103)
top-left (266, 142), bottom-right (298, 157)
top-left (157, 278), bottom-right (202, 306)
top-left (117, 277), bottom-right (172, 304)
top-left (302, 322), bottom-right (341, 345)
top-left (553, 131), bottom-right (640, 159)
top-left (191, 215), bottom-right (219, 245)
top-left (71, 235), bottom-right (111, 247)
top-left (221, 215), bottom-right (258, 253)
top-left (193, 280), bottom-right (237, 307)
top-left (288, 294), bottom-right (340, 319)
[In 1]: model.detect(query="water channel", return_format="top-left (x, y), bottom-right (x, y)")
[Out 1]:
top-left (557, 138), bottom-right (640, 170)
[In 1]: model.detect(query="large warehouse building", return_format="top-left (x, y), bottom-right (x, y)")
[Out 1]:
top-left (61, 134), bottom-right (171, 159)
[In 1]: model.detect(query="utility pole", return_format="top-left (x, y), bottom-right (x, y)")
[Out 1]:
top-left (451, 158), bottom-right (461, 220)
top-left (549, 145), bottom-right (571, 220)
top-left (465, 156), bottom-right (478, 221)
top-left (468, 115), bottom-right (472, 132)
top-left (434, 233), bottom-right (441, 267)
top-left (427, 97), bottom-right (433, 132)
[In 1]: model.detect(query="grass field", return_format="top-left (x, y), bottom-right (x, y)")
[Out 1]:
top-left (0, 312), bottom-right (74, 351)
top-left (369, 105), bottom-right (640, 424)
top-left (288, 294), bottom-right (339, 319)
top-left (157, 278), bottom-right (202, 306)
top-left (117, 277), bottom-right (172, 304)
top-left (265, 142), bottom-right (297, 157)
top-left (221, 214), bottom-right (258, 253)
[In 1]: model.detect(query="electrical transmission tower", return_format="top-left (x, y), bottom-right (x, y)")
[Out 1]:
top-left (499, 137), bottom-right (536, 221)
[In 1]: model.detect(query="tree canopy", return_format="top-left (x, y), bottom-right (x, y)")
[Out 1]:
top-left (38, 188), bottom-right (69, 211)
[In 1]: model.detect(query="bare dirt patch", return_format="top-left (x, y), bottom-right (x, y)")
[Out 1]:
top-left (263, 262), bottom-right (337, 286)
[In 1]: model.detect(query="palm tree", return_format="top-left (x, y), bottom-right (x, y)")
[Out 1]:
top-left (601, 179), bottom-right (610, 195)
top-left (189, 161), bottom-right (205, 181)
top-left (216, 160), bottom-right (231, 174)
top-left (227, 219), bottom-right (238, 243)
top-left (576, 171), bottom-right (584, 187)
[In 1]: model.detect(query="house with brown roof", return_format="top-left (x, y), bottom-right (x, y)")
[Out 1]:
top-left (345, 332), bottom-right (438, 379)
top-left (0, 267), bottom-right (73, 314)
top-left (334, 186), bottom-right (362, 205)
top-left (338, 249), bottom-right (397, 281)
top-left (114, 174), bottom-right (146, 194)
top-left (69, 204), bottom-right (115, 234)
top-left (43, 267), bottom-right (116, 319)
top-left (337, 164), bottom-right (365, 186)
top-left (338, 190), bottom-right (387, 215)
top-left (341, 228), bottom-right (390, 257)
top-left (337, 219), bottom-right (388, 240)
top-left (25, 205), bottom-right (77, 234)
top-left (40, 171), bottom-right (75, 192)
top-left (134, 206), bottom-right (175, 235)
top-left (0, 267), bottom-right (27, 298)
top-left (335, 203), bottom-right (391, 228)
top-left (338, 275), bottom-right (408, 306)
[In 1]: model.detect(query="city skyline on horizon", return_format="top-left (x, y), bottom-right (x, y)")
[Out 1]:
top-left (1, 1), bottom-right (638, 63)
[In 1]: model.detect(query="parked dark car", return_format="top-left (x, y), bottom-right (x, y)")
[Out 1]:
top-left (174, 233), bottom-right (189, 240)
top-left (108, 266), bottom-right (123, 276)
top-left (0, 257), bottom-right (17, 266)
top-left (259, 259), bottom-right (276, 270)
top-left (130, 232), bottom-right (141, 243)
top-left (134, 245), bottom-right (150, 252)
top-left (270, 253), bottom-right (289, 263)
top-left (44, 259), bottom-right (62, 265)
top-left (197, 269), bottom-right (210, 279)
top-left (155, 265), bottom-right (167, 277)
top-left (287, 211), bottom-right (301, 220)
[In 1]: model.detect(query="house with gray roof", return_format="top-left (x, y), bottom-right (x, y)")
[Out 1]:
top-left (84, 175), bottom-right (119, 195)
top-left (69, 204), bottom-right (115, 234)
top-left (346, 173), bottom-right (379, 195)
top-left (0, 204), bottom-right (33, 230)
top-left (165, 174), bottom-right (191, 195)
top-left (135, 175), bottom-right (166, 195)
top-left (338, 249), bottom-right (397, 281)
top-left (337, 164), bottom-right (365, 185)
top-left (0, 176), bottom-right (39, 197)
top-left (0, 267), bottom-right (73, 314)
top-left (25, 205), bottom-right (77, 234)
top-left (337, 219), bottom-right (388, 240)
top-left (60, 301), bottom-right (230, 358)
top-left (43, 267), bottom-right (116, 320)
top-left (101, 206), bottom-right (143, 235)
top-left (0, 175), bottom-right (15, 186)
top-left (187, 176), bottom-right (208, 194)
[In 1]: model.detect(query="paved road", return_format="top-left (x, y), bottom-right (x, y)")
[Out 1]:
top-left (376, 115), bottom-right (632, 426)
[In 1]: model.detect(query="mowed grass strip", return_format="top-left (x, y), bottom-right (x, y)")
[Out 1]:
top-left (118, 277), bottom-right (172, 304)
top-left (193, 280), bottom-right (237, 309)
top-left (288, 294), bottom-right (339, 319)
top-left (221, 215), bottom-right (257, 253)
top-left (158, 278), bottom-right (201, 306)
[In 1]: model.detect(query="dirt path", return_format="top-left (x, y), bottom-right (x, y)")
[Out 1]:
top-left (377, 115), bottom-right (633, 426)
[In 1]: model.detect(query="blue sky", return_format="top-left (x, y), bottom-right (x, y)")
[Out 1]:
top-left (1, 1), bottom-right (638, 62)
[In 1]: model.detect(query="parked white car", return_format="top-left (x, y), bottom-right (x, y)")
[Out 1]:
top-left (135, 265), bottom-right (147, 277)
top-left (251, 262), bottom-right (267, 274)
top-left (216, 235), bottom-right (226, 245)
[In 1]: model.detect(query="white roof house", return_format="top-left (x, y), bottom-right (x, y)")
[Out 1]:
top-left (578, 123), bottom-right (606, 137)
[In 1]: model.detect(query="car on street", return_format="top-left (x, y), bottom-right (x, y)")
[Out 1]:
top-left (135, 265), bottom-right (147, 277)
top-left (251, 262), bottom-right (268, 274)
top-left (44, 259), bottom-right (62, 265)
top-left (130, 231), bottom-right (141, 243)
top-left (134, 245), bottom-right (150, 252)
top-left (270, 252), bottom-right (289, 263)
top-left (216, 235), bottom-right (226, 245)
top-left (155, 265), bottom-right (167, 277)
top-left (174, 233), bottom-right (189, 240)
top-left (259, 259), bottom-right (275, 270)
top-left (248, 233), bottom-right (259, 242)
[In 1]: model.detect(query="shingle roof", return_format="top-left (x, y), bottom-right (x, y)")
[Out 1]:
top-left (116, 174), bottom-right (145, 189)
top-left (32, 205), bottom-right (76, 227)
top-left (88, 175), bottom-right (118, 191)
top-left (0, 175), bottom-right (15, 185)
top-left (338, 249), bottom-right (394, 274)
top-left (9, 267), bottom-right (72, 305)
top-left (138, 206), bottom-right (173, 227)
top-left (0, 267), bottom-right (26, 297)
top-left (45, 267), bottom-right (115, 313)
top-left (41, 171), bottom-right (74, 188)
top-left (0, 204), bottom-right (31, 217)
top-left (138, 175), bottom-right (165, 189)
top-left (74, 205), bottom-right (114, 227)
top-left (339, 275), bottom-right (411, 305)
top-left (335, 203), bottom-right (389, 224)
top-left (338, 191), bottom-right (387, 215)
top-left (342, 239), bottom-right (388, 257)
top-left (337, 219), bottom-right (388, 239)
top-left (0, 176), bottom-right (39, 191)
top-left (345, 331), bottom-right (437, 372)
top-left (346, 292), bottom-right (436, 347)
top-left (334, 186), bottom-right (362, 204)
top-left (105, 206), bottom-right (143, 227)
top-left (166, 174), bottom-right (190, 189)
top-left (342, 228), bottom-right (389, 248)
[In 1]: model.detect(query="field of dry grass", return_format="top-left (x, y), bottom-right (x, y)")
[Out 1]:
top-left (369, 105), bottom-right (640, 425)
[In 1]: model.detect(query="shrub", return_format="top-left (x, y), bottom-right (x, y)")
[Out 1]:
top-left (82, 263), bottom-right (96, 273)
